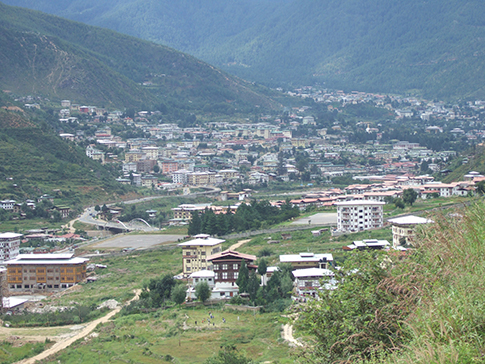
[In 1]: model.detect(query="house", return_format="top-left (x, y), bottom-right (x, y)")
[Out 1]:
top-left (186, 270), bottom-right (216, 300)
top-left (293, 268), bottom-right (335, 297)
top-left (177, 234), bottom-right (224, 277)
top-left (0, 200), bottom-right (16, 210)
top-left (208, 250), bottom-right (257, 284)
top-left (279, 252), bottom-right (333, 270)
top-left (388, 215), bottom-right (434, 248)
top-left (335, 200), bottom-right (385, 232)
top-left (171, 203), bottom-right (212, 221)
top-left (205, 250), bottom-right (258, 299)
top-left (6, 253), bottom-right (88, 292)
top-left (53, 206), bottom-right (71, 218)
top-left (343, 239), bottom-right (391, 251)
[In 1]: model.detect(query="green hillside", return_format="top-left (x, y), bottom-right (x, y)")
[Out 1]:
top-left (442, 146), bottom-right (485, 183)
top-left (0, 2), bottom-right (280, 111)
top-left (0, 93), bottom-right (131, 207)
top-left (8, 0), bottom-right (485, 100)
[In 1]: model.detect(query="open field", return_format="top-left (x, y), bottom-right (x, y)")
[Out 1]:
top-left (39, 305), bottom-right (294, 364)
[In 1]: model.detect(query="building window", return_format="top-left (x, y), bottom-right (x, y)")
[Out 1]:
top-left (215, 272), bottom-right (219, 280)
top-left (222, 272), bottom-right (228, 279)
top-left (234, 272), bottom-right (238, 279)
top-left (222, 264), bottom-right (228, 270)
top-left (233, 263), bottom-right (239, 270)
top-left (213, 264), bottom-right (219, 270)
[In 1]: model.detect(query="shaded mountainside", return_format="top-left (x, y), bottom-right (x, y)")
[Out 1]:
top-left (7, 0), bottom-right (485, 100)
top-left (0, 2), bottom-right (280, 111)
top-left (0, 94), bottom-right (130, 203)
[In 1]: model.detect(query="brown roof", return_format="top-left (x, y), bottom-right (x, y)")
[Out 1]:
top-left (207, 250), bottom-right (257, 262)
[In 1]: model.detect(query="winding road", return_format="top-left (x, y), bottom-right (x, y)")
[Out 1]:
top-left (76, 187), bottom-right (221, 232)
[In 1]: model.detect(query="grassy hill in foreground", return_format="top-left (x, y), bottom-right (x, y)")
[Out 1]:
top-left (295, 200), bottom-right (485, 363)
top-left (0, 2), bottom-right (280, 112)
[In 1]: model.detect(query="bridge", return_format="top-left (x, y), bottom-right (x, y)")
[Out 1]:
top-left (76, 187), bottom-right (221, 233)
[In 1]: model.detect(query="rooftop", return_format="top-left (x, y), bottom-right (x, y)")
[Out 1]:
top-left (5, 253), bottom-right (89, 265)
top-left (178, 236), bottom-right (225, 247)
top-left (280, 252), bottom-right (333, 263)
top-left (388, 215), bottom-right (434, 225)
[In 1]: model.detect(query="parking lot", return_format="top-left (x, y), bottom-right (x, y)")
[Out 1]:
top-left (291, 212), bottom-right (337, 226)
top-left (92, 234), bottom-right (185, 249)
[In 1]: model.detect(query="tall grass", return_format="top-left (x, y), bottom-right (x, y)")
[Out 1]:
top-left (381, 201), bottom-right (485, 363)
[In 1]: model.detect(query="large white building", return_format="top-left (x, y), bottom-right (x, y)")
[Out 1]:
top-left (335, 200), bottom-right (385, 232)
top-left (172, 169), bottom-right (190, 184)
top-left (0, 233), bottom-right (21, 262)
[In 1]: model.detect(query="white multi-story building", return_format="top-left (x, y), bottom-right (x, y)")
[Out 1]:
top-left (0, 200), bottom-right (16, 210)
top-left (335, 200), bottom-right (385, 232)
top-left (172, 169), bottom-right (190, 184)
top-left (177, 234), bottom-right (224, 277)
top-left (0, 233), bottom-right (22, 262)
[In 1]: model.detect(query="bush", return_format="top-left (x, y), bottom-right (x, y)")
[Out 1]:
top-left (257, 247), bottom-right (273, 257)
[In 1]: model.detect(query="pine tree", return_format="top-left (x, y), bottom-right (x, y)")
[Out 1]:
top-left (257, 258), bottom-right (267, 276)
top-left (236, 260), bottom-right (249, 293)
top-left (248, 271), bottom-right (260, 302)
top-left (188, 211), bottom-right (201, 236)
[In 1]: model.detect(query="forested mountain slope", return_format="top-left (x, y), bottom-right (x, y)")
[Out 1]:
top-left (0, 2), bottom-right (279, 111)
top-left (0, 91), bottom-right (129, 203)
top-left (6, 0), bottom-right (485, 100)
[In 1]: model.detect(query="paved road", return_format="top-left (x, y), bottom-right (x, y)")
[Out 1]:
top-left (77, 187), bottom-right (220, 232)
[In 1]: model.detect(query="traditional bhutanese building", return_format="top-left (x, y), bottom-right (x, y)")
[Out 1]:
top-left (6, 253), bottom-right (88, 292)
top-left (208, 250), bottom-right (257, 284)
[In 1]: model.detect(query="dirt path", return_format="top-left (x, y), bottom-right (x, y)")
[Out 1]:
top-left (62, 218), bottom-right (78, 234)
top-left (281, 324), bottom-right (303, 347)
top-left (229, 239), bottom-right (251, 251)
top-left (16, 289), bottom-right (141, 364)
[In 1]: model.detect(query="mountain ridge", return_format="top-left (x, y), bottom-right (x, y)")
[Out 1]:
top-left (6, 0), bottom-right (485, 100)
top-left (0, 2), bottom-right (280, 111)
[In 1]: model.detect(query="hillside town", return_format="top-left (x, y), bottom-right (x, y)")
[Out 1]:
top-left (31, 89), bottom-right (482, 194)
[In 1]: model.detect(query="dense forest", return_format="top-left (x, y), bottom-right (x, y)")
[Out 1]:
top-left (187, 200), bottom-right (300, 236)
top-left (6, 0), bottom-right (485, 100)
